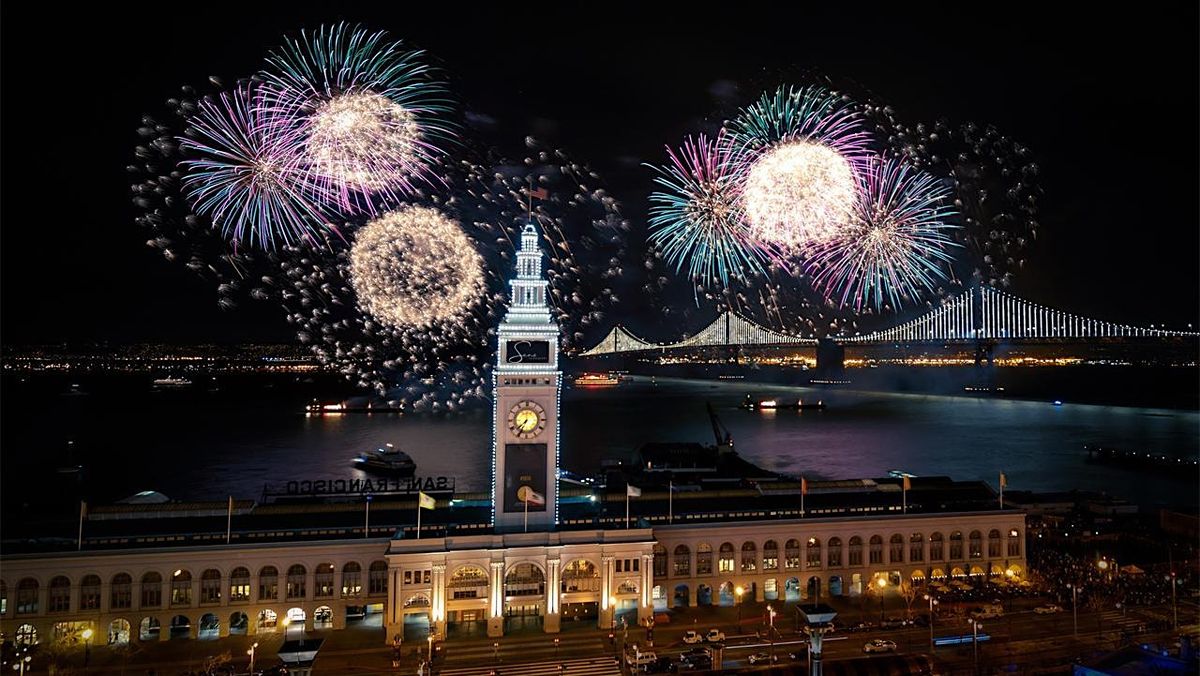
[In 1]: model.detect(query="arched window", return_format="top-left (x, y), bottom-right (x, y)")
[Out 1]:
top-left (200, 569), bottom-right (222, 604)
top-left (987, 530), bottom-right (1002, 557)
top-left (889, 534), bottom-right (905, 563)
top-left (229, 567), bottom-right (250, 601)
top-left (910, 533), bottom-right (925, 562)
top-left (696, 543), bottom-right (713, 575)
top-left (1007, 528), bottom-right (1021, 556)
top-left (111, 573), bottom-right (133, 610)
top-left (653, 545), bottom-right (668, 578)
top-left (848, 537), bottom-right (863, 566)
top-left (80, 575), bottom-right (102, 610)
top-left (448, 566), bottom-right (488, 599)
top-left (674, 545), bottom-right (692, 576)
top-left (968, 531), bottom-right (983, 559)
top-left (718, 543), bottom-right (735, 573)
top-left (141, 572), bottom-right (163, 608)
top-left (16, 578), bottom-right (39, 614)
top-left (869, 536), bottom-right (884, 564)
top-left (504, 563), bottom-right (545, 597)
top-left (949, 531), bottom-right (964, 560)
top-left (929, 533), bottom-right (944, 561)
top-left (315, 563), bottom-right (335, 598)
top-left (48, 576), bottom-right (71, 613)
top-left (341, 562), bottom-right (362, 597)
top-left (368, 561), bottom-right (388, 594)
top-left (785, 539), bottom-right (802, 569)
top-left (258, 567), bottom-right (278, 601)
top-left (763, 540), bottom-right (779, 571)
top-left (827, 538), bottom-right (843, 567)
top-left (561, 560), bottom-right (600, 592)
top-left (807, 538), bottom-right (822, 568)
top-left (170, 569), bottom-right (192, 606)
top-left (286, 565), bottom-right (307, 599)
top-left (740, 541), bottom-right (758, 572)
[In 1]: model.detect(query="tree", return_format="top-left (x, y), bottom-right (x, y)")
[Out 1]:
top-left (898, 580), bottom-right (918, 619)
top-left (201, 650), bottom-right (232, 675)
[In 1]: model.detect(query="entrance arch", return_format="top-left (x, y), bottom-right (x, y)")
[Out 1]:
top-left (696, 584), bottom-right (713, 606)
top-left (718, 581), bottom-right (735, 606)
top-left (828, 576), bottom-right (844, 597)
top-left (806, 576), bottom-right (822, 601)
top-left (138, 617), bottom-right (160, 641)
top-left (229, 612), bottom-right (249, 636)
top-left (198, 613), bottom-right (219, 640)
top-left (504, 562), bottom-right (545, 634)
top-left (314, 605), bottom-right (334, 630)
top-left (168, 615), bottom-right (191, 640)
top-left (256, 609), bottom-right (278, 633)
top-left (673, 584), bottom-right (690, 608)
top-left (784, 577), bottom-right (801, 602)
top-left (108, 618), bottom-right (131, 646)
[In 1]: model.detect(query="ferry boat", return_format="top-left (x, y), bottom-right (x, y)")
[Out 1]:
top-left (575, 372), bottom-right (620, 387)
top-left (152, 376), bottom-right (193, 388)
top-left (352, 443), bottom-right (417, 476)
top-left (740, 394), bottom-right (826, 411)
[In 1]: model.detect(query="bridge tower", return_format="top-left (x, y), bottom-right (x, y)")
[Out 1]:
top-left (971, 284), bottom-right (995, 367)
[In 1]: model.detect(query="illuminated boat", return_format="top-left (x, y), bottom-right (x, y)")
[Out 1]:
top-left (152, 376), bottom-right (193, 388)
top-left (575, 373), bottom-right (620, 387)
top-left (352, 443), bottom-right (417, 476)
top-left (740, 394), bottom-right (826, 411)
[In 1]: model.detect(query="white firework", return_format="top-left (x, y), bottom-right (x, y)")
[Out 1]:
top-left (308, 92), bottom-right (423, 193)
top-left (348, 206), bottom-right (485, 330)
top-left (741, 140), bottom-right (858, 252)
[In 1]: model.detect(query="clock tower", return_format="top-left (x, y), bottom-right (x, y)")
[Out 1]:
top-left (492, 222), bottom-right (561, 530)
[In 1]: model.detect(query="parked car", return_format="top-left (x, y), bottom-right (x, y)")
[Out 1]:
top-left (682, 630), bottom-right (704, 644)
top-left (747, 652), bottom-right (779, 665)
top-left (863, 639), bottom-right (897, 654)
top-left (970, 603), bottom-right (1004, 619)
top-left (881, 617), bottom-right (911, 629)
top-left (626, 651), bottom-right (658, 667)
top-left (705, 629), bottom-right (726, 643)
top-left (848, 621), bottom-right (876, 632)
top-left (679, 653), bottom-right (712, 670)
top-left (1034, 603), bottom-right (1063, 615)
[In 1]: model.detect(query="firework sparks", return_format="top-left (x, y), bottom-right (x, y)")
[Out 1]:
top-left (178, 84), bottom-right (333, 248)
top-left (804, 157), bottom-right (960, 311)
top-left (348, 206), bottom-right (486, 330)
top-left (647, 133), bottom-right (778, 293)
top-left (260, 22), bottom-right (455, 211)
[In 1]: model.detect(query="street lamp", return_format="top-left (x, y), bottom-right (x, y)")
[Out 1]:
top-left (247, 642), bottom-right (259, 675)
top-left (1168, 572), bottom-right (1179, 630)
top-left (922, 593), bottom-right (939, 651)
top-left (735, 586), bottom-right (745, 625)
top-left (81, 628), bottom-right (94, 669)
top-left (12, 654), bottom-right (32, 676)
top-left (875, 578), bottom-right (887, 623)
top-left (492, 641), bottom-right (500, 665)
top-left (1066, 583), bottom-right (1081, 638)
top-left (968, 618), bottom-right (983, 675)
top-left (427, 634), bottom-right (434, 662)
top-left (554, 637), bottom-right (560, 662)
top-left (767, 605), bottom-right (777, 661)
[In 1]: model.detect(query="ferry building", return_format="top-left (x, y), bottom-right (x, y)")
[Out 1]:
top-left (0, 224), bottom-right (1026, 649)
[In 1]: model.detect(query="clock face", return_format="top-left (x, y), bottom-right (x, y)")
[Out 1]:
top-left (507, 400), bottom-right (546, 439)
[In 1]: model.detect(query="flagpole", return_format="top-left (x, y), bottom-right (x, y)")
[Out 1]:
top-left (524, 494), bottom-right (529, 533)
top-left (800, 477), bottom-right (805, 518)
top-left (415, 496), bottom-right (421, 540)
top-left (226, 496), bottom-right (233, 544)
top-left (668, 480), bottom-right (673, 525)
top-left (365, 496), bottom-right (372, 539)
top-left (626, 491), bottom-right (631, 529)
top-left (902, 486), bottom-right (907, 514)
top-left (77, 501), bottom-right (86, 551)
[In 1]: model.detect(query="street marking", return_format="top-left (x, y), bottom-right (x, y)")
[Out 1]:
top-left (438, 655), bottom-right (621, 676)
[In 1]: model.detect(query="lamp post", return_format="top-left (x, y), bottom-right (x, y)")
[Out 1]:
top-left (610, 595), bottom-right (618, 631)
top-left (554, 637), bottom-right (560, 662)
top-left (81, 628), bottom-right (94, 669)
top-left (922, 593), bottom-right (938, 651)
top-left (735, 586), bottom-right (745, 626)
top-left (1067, 583), bottom-right (1080, 638)
top-left (247, 642), bottom-right (259, 675)
top-left (968, 618), bottom-right (982, 675)
top-left (1169, 572), bottom-right (1178, 630)
top-left (767, 605), bottom-right (777, 661)
top-left (875, 578), bottom-right (887, 623)
top-left (427, 634), bottom-right (434, 663)
top-left (13, 654), bottom-right (32, 676)
top-left (493, 641), bottom-right (500, 665)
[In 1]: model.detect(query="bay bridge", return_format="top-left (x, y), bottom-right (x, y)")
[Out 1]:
top-left (579, 286), bottom-right (1197, 357)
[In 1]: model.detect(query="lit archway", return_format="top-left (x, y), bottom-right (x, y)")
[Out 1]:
top-left (108, 618), bottom-right (131, 646)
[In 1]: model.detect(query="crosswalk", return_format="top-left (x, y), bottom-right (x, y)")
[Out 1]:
top-left (1099, 610), bottom-right (1148, 634)
top-left (437, 655), bottom-right (622, 676)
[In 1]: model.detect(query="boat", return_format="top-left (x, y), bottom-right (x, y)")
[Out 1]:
top-left (352, 443), bottom-right (417, 476)
top-left (740, 394), bottom-right (826, 411)
top-left (152, 376), bottom-right (193, 388)
top-left (575, 372), bottom-right (620, 387)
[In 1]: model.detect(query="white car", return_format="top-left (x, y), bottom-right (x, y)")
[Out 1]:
top-left (863, 639), bottom-right (897, 654)
top-left (747, 652), bottom-right (778, 665)
top-left (705, 629), bottom-right (726, 643)
top-left (1034, 604), bottom-right (1063, 615)
top-left (682, 630), bottom-right (703, 644)
top-left (625, 651), bottom-right (657, 666)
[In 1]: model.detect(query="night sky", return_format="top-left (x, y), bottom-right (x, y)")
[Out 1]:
top-left (2, 3), bottom-right (1196, 344)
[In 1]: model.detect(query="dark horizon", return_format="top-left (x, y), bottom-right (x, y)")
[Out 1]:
top-left (2, 3), bottom-right (1197, 345)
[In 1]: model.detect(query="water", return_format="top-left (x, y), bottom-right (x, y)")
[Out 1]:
top-left (3, 372), bottom-right (1197, 521)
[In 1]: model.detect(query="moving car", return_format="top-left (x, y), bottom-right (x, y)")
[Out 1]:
top-left (969, 603), bottom-right (1004, 619)
top-left (626, 651), bottom-right (657, 667)
top-left (747, 652), bottom-right (778, 665)
top-left (881, 617), bottom-right (912, 629)
top-left (863, 639), bottom-right (898, 654)
top-left (705, 629), bottom-right (726, 643)
top-left (682, 630), bottom-right (704, 644)
top-left (1034, 603), bottom-right (1063, 614)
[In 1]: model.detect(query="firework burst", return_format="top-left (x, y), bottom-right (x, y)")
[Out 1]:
top-left (178, 83), bottom-right (335, 248)
top-left (804, 157), bottom-right (960, 311)
top-left (259, 22), bottom-right (455, 211)
top-left (724, 85), bottom-right (872, 252)
top-left (647, 133), bottom-right (777, 293)
top-left (348, 206), bottom-right (486, 330)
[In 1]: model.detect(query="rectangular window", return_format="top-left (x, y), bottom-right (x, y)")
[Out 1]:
top-left (404, 571), bottom-right (413, 585)
top-left (633, 559), bottom-right (639, 572)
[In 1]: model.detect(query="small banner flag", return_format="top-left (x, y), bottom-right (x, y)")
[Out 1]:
top-left (518, 486), bottom-right (546, 506)
top-left (418, 492), bottom-right (436, 510)
top-left (801, 477), bottom-right (808, 495)
top-left (902, 476), bottom-right (912, 491)
top-left (999, 472), bottom-right (1007, 488)
top-left (626, 484), bottom-right (642, 498)
top-left (529, 187), bottom-right (549, 200)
